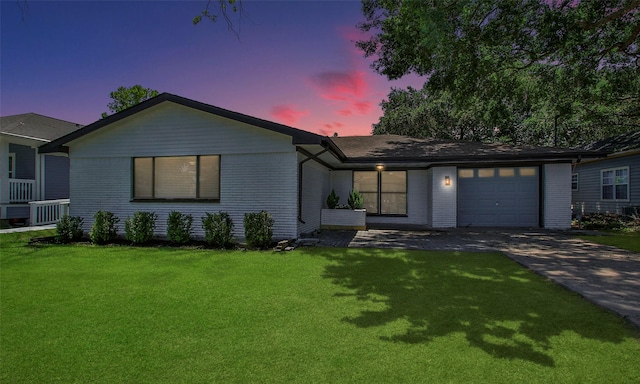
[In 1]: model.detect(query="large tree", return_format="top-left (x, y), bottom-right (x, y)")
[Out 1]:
top-left (101, 85), bottom-right (159, 119)
top-left (358, 0), bottom-right (640, 145)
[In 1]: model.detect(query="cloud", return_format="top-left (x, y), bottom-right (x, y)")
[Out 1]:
top-left (310, 70), bottom-right (368, 101)
top-left (270, 105), bottom-right (309, 126)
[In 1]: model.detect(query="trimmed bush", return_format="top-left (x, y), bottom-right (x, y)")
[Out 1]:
top-left (55, 215), bottom-right (84, 244)
top-left (579, 212), bottom-right (639, 231)
top-left (90, 210), bottom-right (119, 244)
top-left (202, 212), bottom-right (234, 248)
top-left (243, 211), bottom-right (274, 250)
top-left (125, 211), bottom-right (157, 244)
top-left (167, 211), bottom-right (193, 244)
top-left (348, 190), bottom-right (364, 209)
top-left (326, 189), bottom-right (340, 209)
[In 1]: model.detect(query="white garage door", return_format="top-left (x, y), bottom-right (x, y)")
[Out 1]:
top-left (457, 167), bottom-right (539, 227)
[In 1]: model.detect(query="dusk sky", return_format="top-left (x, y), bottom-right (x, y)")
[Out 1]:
top-left (1, 0), bottom-right (424, 136)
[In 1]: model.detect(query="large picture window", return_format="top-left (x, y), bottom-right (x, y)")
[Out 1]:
top-left (601, 167), bottom-right (628, 201)
top-left (133, 155), bottom-right (220, 200)
top-left (354, 170), bottom-right (407, 215)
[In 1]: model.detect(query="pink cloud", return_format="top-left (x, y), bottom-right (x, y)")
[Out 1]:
top-left (337, 109), bottom-right (353, 116)
top-left (352, 101), bottom-right (372, 114)
top-left (270, 105), bottom-right (309, 126)
top-left (310, 70), bottom-right (369, 101)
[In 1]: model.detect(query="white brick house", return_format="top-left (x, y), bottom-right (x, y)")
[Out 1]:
top-left (40, 93), bottom-right (601, 239)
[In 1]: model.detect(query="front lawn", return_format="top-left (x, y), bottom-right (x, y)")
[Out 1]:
top-left (577, 232), bottom-right (640, 253)
top-left (1, 231), bottom-right (639, 383)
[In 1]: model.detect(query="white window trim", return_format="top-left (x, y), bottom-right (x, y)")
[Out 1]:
top-left (571, 173), bottom-right (579, 192)
top-left (600, 166), bottom-right (629, 201)
top-left (8, 153), bottom-right (15, 179)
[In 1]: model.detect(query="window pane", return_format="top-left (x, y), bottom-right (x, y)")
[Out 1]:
top-left (155, 156), bottom-right (196, 198)
top-left (615, 185), bottom-right (628, 200)
top-left (361, 192), bottom-right (378, 214)
top-left (381, 193), bottom-right (407, 215)
top-left (381, 171), bottom-right (406, 192)
top-left (499, 168), bottom-right (515, 177)
top-left (458, 169), bottom-right (474, 178)
top-left (571, 174), bottom-right (578, 191)
top-left (354, 171), bottom-right (378, 192)
top-left (615, 168), bottom-right (628, 184)
top-left (134, 158), bottom-right (153, 198)
top-left (199, 155), bottom-right (220, 199)
top-left (478, 169), bottom-right (494, 178)
top-left (602, 185), bottom-right (613, 200)
top-left (519, 167), bottom-right (537, 177)
top-left (602, 170), bottom-right (613, 185)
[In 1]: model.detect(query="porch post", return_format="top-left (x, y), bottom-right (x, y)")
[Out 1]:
top-left (0, 138), bottom-right (9, 218)
top-left (34, 149), bottom-right (41, 200)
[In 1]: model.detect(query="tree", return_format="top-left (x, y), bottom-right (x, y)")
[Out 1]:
top-left (358, 0), bottom-right (640, 145)
top-left (101, 85), bottom-right (159, 119)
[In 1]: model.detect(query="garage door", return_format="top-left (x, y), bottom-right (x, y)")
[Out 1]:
top-left (457, 167), bottom-right (539, 227)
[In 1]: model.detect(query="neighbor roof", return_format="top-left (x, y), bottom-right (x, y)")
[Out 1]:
top-left (330, 135), bottom-right (604, 163)
top-left (39, 93), bottom-right (325, 153)
top-left (1, 113), bottom-right (81, 142)
top-left (583, 130), bottom-right (640, 153)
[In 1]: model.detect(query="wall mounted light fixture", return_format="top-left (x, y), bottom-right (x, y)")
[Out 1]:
top-left (376, 164), bottom-right (385, 171)
top-left (444, 176), bottom-right (451, 186)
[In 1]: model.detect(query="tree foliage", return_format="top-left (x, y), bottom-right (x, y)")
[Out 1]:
top-left (359, 0), bottom-right (640, 146)
top-left (101, 85), bottom-right (159, 119)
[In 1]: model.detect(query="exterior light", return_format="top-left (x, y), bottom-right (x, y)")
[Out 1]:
top-left (376, 164), bottom-right (384, 171)
top-left (445, 176), bottom-right (451, 186)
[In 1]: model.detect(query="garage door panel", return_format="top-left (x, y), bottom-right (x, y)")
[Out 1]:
top-left (457, 167), bottom-right (538, 227)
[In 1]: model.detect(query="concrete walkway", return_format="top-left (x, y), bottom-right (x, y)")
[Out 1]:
top-left (315, 229), bottom-right (640, 329)
top-left (0, 224), bottom-right (56, 234)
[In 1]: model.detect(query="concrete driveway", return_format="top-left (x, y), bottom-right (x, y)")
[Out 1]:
top-left (316, 228), bottom-right (640, 329)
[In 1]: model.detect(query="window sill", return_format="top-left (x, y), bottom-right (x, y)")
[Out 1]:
top-left (131, 198), bottom-right (220, 203)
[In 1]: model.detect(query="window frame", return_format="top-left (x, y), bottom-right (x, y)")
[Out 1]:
top-left (131, 155), bottom-right (221, 202)
top-left (353, 170), bottom-right (408, 216)
top-left (8, 153), bottom-right (15, 179)
top-left (600, 166), bottom-right (629, 201)
top-left (571, 173), bottom-right (579, 192)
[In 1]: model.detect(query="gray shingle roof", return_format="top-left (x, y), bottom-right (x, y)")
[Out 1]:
top-left (583, 130), bottom-right (640, 153)
top-left (1, 113), bottom-right (81, 142)
top-left (330, 135), bottom-right (602, 162)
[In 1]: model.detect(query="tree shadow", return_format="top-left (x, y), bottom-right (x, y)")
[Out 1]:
top-left (320, 248), bottom-right (632, 367)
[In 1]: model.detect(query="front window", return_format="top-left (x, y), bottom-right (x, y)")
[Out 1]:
top-left (354, 170), bottom-right (407, 215)
top-left (601, 167), bottom-right (628, 201)
top-left (8, 153), bottom-right (15, 178)
top-left (133, 155), bottom-right (220, 200)
top-left (571, 173), bottom-right (579, 191)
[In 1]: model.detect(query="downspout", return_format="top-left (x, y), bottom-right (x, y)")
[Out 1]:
top-left (298, 148), bottom-right (329, 224)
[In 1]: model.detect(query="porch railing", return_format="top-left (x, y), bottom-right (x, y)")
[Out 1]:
top-left (29, 199), bottom-right (70, 226)
top-left (9, 179), bottom-right (35, 203)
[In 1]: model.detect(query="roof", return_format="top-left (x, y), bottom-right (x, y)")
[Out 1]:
top-left (583, 130), bottom-right (640, 153)
top-left (39, 93), bottom-right (325, 153)
top-left (1, 113), bottom-right (81, 142)
top-left (330, 135), bottom-right (603, 163)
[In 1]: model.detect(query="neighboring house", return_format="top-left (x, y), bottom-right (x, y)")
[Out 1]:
top-left (40, 93), bottom-right (601, 240)
top-left (0, 113), bottom-right (81, 224)
top-left (572, 130), bottom-right (640, 216)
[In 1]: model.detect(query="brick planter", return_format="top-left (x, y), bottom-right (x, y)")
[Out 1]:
top-left (320, 209), bottom-right (366, 230)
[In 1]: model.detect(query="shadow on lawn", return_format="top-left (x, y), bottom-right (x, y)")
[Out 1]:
top-left (320, 248), bottom-right (628, 367)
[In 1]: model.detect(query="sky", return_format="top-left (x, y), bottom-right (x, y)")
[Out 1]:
top-left (1, 0), bottom-right (424, 136)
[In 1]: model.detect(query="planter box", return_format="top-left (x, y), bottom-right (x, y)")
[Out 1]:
top-left (321, 209), bottom-right (366, 230)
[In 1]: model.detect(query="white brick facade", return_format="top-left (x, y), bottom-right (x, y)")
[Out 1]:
top-left (430, 166), bottom-right (457, 228)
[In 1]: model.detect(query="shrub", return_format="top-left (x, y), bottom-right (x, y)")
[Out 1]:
top-left (326, 189), bottom-right (340, 209)
top-left (90, 210), bottom-right (119, 244)
top-left (579, 212), bottom-right (639, 231)
top-left (202, 212), bottom-right (234, 248)
top-left (125, 211), bottom-right (157, 244)
top-left (167, 211), bottom-right (193, 244)
top-left (348, 190), bottom-right (364, 209)
top-left (55, 215), bottom-right (84, 244)
top-left (243, 211), bottom-right (274, 249)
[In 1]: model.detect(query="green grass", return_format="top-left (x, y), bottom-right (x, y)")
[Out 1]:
top-left (2, 230), bottom-right (639, 383)
top-left (577, 231), bottom-right (640, 253)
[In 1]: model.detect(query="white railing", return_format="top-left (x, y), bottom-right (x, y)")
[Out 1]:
top-left (9, 179), bottom-right (35, 202)
top-left (29, 199), bottom-right (70, 226)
